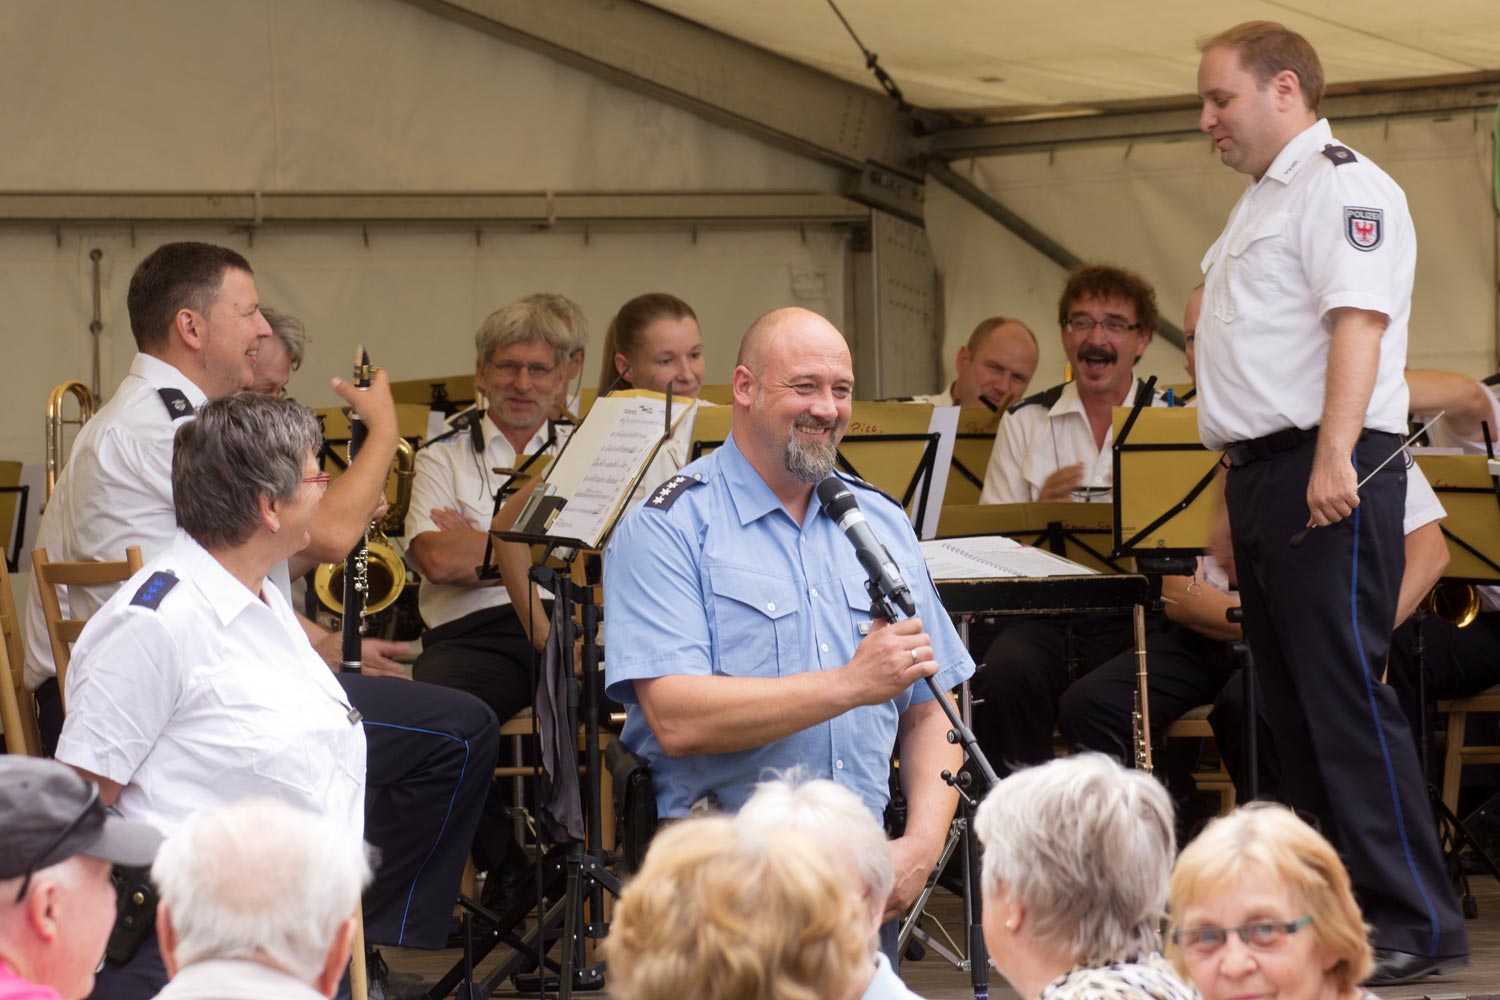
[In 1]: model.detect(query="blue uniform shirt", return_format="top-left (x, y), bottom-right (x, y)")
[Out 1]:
top-left (603, 432), bottom-right (975, 819)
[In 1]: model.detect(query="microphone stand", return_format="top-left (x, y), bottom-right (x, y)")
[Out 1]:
top-left (868, 583), bottom-right (996, 1000)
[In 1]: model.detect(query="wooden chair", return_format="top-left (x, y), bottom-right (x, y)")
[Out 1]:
top-left (32, 546), bottom-right (143, 712)
top-left (0, 555), bottom-right (41, 755)
top-left (1438, 685), bottom-right (1500, 814)
top-left (1162, 705), bottom-right (1236, 816)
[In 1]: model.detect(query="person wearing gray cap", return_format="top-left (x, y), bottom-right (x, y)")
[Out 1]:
top-left (0, 757), bottom-right (161, 1000)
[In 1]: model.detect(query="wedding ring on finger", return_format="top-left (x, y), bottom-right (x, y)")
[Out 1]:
top-left (910, 648), bottom-right (920, 664)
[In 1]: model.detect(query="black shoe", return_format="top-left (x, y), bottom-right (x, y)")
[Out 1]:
top-left (1364, 948), bottom-right (1468, 986)
top-left (365, 947), bottom-right (429, 1000)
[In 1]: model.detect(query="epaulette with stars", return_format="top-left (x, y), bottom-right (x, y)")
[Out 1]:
top-left (644, 473), bottom-right (704, 511)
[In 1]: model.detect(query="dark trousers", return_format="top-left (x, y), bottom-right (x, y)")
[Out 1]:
top-left (970, 613), bottom-right (1138, 777)
top-left (36, 677), bottom-right (62, 756)
top-left (413, 605), bottom-right (539, 878)
top-left (1227, 433), bottom-right (1466, 958)
top-left (1058, 621), bottom-right (1236, 832)
top-left (338, 673), bottom-right (499, 948)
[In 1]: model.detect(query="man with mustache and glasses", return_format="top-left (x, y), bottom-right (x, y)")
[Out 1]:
top-left (603, 308), bottom-right (974, 961)
top-left (970, 265), bottom-right (1170, 779)
top-left (1194, 22), bottom-right (1466, 984)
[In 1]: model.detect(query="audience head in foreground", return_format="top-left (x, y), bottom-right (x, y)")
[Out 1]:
top-left (1169, 802), bottom-right (1373, 1000)
top-left (605, 816), bottom-right (869, 1000)
top-left (0, 757), bottom-right (161, 1000)
top-left (974, 753), bottom-right (1193, 1000)
top-left (152, 797), bottom-right (372, 1000)
top-left (739, 775), bottom-right (922, 999)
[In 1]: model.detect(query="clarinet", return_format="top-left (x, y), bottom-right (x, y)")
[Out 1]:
top-left (339, 347), bottom-right (372, 673)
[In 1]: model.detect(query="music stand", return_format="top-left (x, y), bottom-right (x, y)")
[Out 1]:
top-left (0, 460), bottom-right (29, 573)
top-left (943, 406), bottom-right (1002, 507)
top-left (1109, 389), bottom-right (1259, 799)
top-left (427, 395), bottom-right (681, 1000)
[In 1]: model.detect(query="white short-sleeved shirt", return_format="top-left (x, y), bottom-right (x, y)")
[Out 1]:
top-left (1420, 384), bottom-right (1500, 611)
top-left (56, 531), bottom-right (366, 839)
top-left (407, 413), bottom-right (563, 628)
top-left (1196, 119), bottom-right (1414, 450)
top-left (979, 379), bottom-right (1165, 504)
top-left (24, 353), bottom-right (204, 690)
top-left (908, 389), bottom-right (954, 407)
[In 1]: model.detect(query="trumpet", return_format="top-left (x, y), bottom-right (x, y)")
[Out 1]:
top-left (314, 436), bottom-right (415, 620)
top-left (46, 380), bottom-right (95, 500)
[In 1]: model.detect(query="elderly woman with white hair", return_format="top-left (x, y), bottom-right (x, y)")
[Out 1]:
top-left (152, 798), bottom-right (373, 1000)
top-left (973, 753), bottom-right (1196, 1000)
top-left (739, 775), bottom-right (924, 1000)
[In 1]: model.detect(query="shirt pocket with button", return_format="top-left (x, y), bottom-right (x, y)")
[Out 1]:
top-left (708, 566), bottom-right (799, 677)
top-left (1219, 212), bottom-right (1290, 324)
top-left (841, 572), bottom-right (879, 641)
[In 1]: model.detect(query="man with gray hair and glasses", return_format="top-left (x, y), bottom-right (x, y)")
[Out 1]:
top-left (150, 798), bottom-right (372, 1000)
top-left (0, 757), bottom-right (161, 1000)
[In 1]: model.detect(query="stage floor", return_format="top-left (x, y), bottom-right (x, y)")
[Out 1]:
top-left (384, 876), bottom-right (1500, 999)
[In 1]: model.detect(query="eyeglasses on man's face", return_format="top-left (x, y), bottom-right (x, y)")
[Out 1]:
top-left (1065, 315), bottom-right (1142, 336)
top-left (1170, 915), bottom-right (1313, 955)
top-left (302, 472), bottom-right (332, 490)
top-left (484, 359), bottom-right (559, 382)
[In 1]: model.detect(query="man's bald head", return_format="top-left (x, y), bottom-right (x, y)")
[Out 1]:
top-left (737, 307), bottom-right (848, 375)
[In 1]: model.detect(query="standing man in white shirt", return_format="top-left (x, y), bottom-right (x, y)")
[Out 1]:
top-left (970, 265), bottom-right (1166, 777)
top-left (1195, 21), bottom-right (1466, 984)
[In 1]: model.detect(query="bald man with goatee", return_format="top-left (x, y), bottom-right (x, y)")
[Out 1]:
top-left (603, 308), bottom-right (975, 945)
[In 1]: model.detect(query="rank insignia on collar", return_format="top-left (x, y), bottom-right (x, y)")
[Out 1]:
top-left (646, 474), bottom-right (701, 510)
top-left (130, 571), bottom-right (179, 610)
top-left (1344, 207), bottom-right (1383, 252)
top-left (156, 388), bottom-right (195, 419)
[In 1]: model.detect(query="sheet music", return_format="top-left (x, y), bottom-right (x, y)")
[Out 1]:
top-left (921, 535), bottom-right (1098, 580)
top-left (546, 396), bottom-right (693, 547)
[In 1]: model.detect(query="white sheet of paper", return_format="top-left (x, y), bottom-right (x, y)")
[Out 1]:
top-left (917, 406), bottom-right (960, 540)
top-left (920, 534), bottom-right (1097, 580)
top-left (547, 396), bottom-right (695, 547)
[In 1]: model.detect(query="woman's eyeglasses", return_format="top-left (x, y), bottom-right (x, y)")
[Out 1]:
top-left (1170, 915), bottom-right (1313, 955)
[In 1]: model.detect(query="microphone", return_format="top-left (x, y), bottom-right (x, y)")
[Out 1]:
top-left (815, 478), bottom-right (916, 618)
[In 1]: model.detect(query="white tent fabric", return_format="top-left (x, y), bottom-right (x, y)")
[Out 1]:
top-left (928, 114), bottom-right (1498, 389)
top-left (645, 0), bottom-right (1500, 113)
top-left (0, 0), bottom-right (841, 191)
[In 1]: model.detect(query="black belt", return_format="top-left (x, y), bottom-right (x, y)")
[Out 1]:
top-left (1223, 426), bottom-right (1320, 467)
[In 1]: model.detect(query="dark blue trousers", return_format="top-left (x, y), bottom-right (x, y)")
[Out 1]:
top-left (1227, 433), bottom-right (1466, 958)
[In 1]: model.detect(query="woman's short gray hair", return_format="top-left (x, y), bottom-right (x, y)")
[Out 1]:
top-left (151, 798), bottom-right (372, 976)
top-left (474, 295), bottom-right (581, 368)
top-left (172, 393), bottom-right (321, 550)
top-left (259, 307), bottom-right (306, 371)
top-left (738, 774), bottom-right (893, 931)
top-left (974, 754), bottom-right (1176, 966)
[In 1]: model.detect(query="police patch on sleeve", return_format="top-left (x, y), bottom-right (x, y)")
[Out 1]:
top-left (1344, 207), bottom-right (1383, 252)
top-left (130, 571), bottom-right (179, 610)
top-left (645, 474), bottom-right (702, 511)
top-left (156, 388), bottom-right (195, 419)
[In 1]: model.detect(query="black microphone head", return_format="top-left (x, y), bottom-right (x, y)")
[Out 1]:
top-left (815, 477), bottom-right (857, 517)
